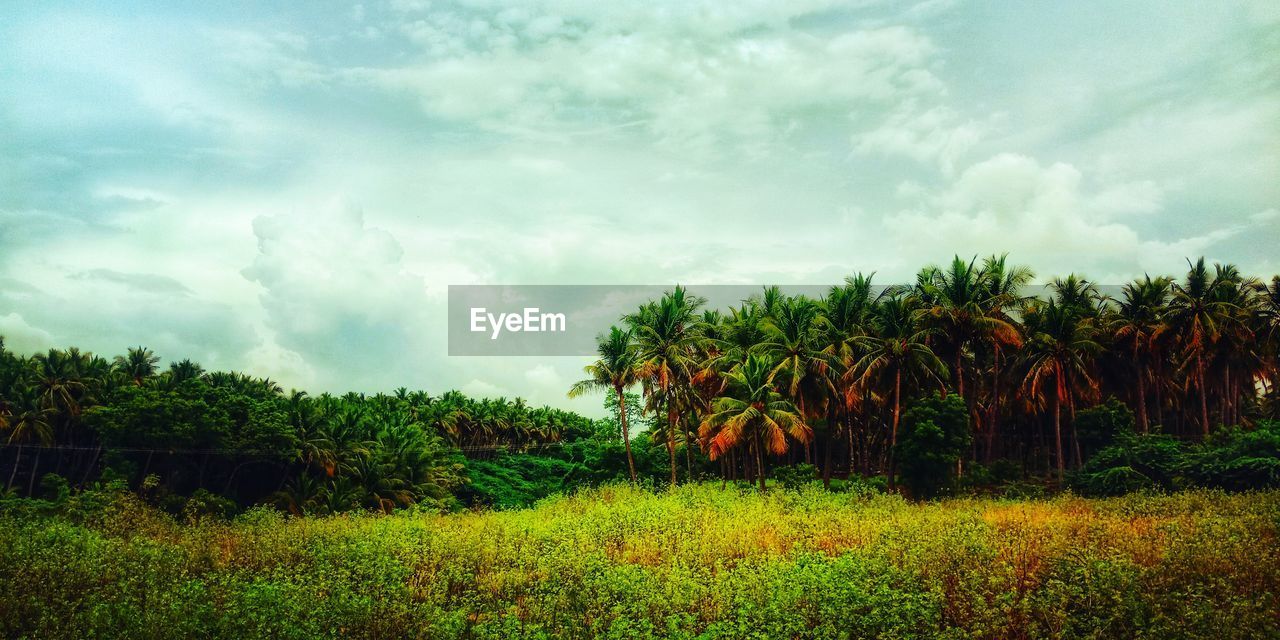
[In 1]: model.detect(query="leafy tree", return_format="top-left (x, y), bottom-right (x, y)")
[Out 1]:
top-left (895, 393), bottom-right (971, 499)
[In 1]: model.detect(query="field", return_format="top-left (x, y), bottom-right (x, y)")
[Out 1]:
top-left (1, 485), bottom-right (1278, 639)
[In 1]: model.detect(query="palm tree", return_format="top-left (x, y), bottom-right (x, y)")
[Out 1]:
top-left (760, 294), bottom-right (825, 465)
top-left (1019, 300), bottom-right (1101, 482)
top-left (1111, 275), bottom-right (1171, 433)
top-left (915, 257), bottom-right (1022, 437)
top-left (853, 295), bottom-right (948, 492)
top-left (627, 286), bottom-right (705, 487)
top-left (114, 346), bottom-right (160, 386)
top-left (569, 326), bottom-right (640, 483)
top-left (167, 358), bottom-right (205, 385)
top-left (2, 386), bottom-right (54, 493)
top-left (699, 354), bottom-right (811, 490)
top-left (976, 255), bottom-right (1034, 458)
top-left (1257, 276), bottom-right (1280, 393)
top-left (1167, 258), bottom-right (1234, 436)
top-left (815, 274), bottom-right (877, 485)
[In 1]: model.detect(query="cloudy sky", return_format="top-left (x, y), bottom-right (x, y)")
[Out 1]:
top-left (1, 0), bottom-right (1277, 415)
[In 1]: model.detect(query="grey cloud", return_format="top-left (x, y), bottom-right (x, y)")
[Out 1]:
top-left (71, 269), bottom-right (193, 296)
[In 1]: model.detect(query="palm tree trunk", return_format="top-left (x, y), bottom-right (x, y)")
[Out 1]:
top-left (1198, 354), bottom-right (1210, 437)
top-left (755, 434), bottom-right (766, 492)
top-left (987, 350), bottom-right (1001, 461)
top-left (81, 445), bottom-right (102, 486)
top-left (1223, 364), bottom-right (1233, 427)
top-left (667, 408), bottom-right (677, 487)
top-left (1155, 362), bottom-right (1166, 431)
top-left (1136, 361), bottom-right (1150, 434)
top-left (1068, 392), bottom-right (1082, 469)
top-left (1052, 390), bottom-right (1064, 484)
top-left (615, 387), bottom-right (637, 483)
top-left (953, 348), bottom-right (964, 398)
top-left (27, 448), bottom-right (40, 497)
top-left (887, 369), bottom-right (902, 493)
top-left (684, 431), bottom-right (693, 478)
top-left (822, 406), bottom-right (835, 489)
top-left (6, 445), bottom-right (21, 492)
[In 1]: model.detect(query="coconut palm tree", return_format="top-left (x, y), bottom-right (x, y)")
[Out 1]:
top-left (1111, 275), bottom-right (1171, 433)
top-left (627, 286), bottom-right (705, 487)
top-left (2, 385), bottom-right (53, 493)
top-left (815, 274), bottom-right (878, 485)
top-left (915, 257), bottom-right (1022, 440)
top-left (976, 255), bottom-right (1034, 459)
top-left (1019, 300), bottom-right (1102, 482)
top-left (114, 346), bottom-right (160, 386)
top-left (1167, 258), bottom-right (1235, 436)
top-left (853, 295), bottom-right (949, 492)
top-left (760, 294), bottom-right (825, 466)
top-left (569, 326), bottom-right (640, 483)
top-left (699, 354), bottom-right (811, 491)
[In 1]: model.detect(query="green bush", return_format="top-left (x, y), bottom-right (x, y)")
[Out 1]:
top-left (896, 393), bottom-right (972, 499)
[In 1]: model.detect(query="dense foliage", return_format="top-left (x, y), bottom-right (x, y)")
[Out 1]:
top-left (574, 256), bottom-right (1280, 492)
top-left (4, 255), bottom-right (1280, 512)
top-left (0, 341), bottom-right (598, 513)
top-left (1, 484), bottom-right (1276, 639)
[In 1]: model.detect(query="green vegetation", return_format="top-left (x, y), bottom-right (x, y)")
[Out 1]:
top-left (3, 255), bottom-right (1280, 637)
top-left (2, 256), bottom-right (1280, 515)
top-left (1, 485), bottom-right (1277, 639)
top-left (571, 257), bottom-right (1280, 495)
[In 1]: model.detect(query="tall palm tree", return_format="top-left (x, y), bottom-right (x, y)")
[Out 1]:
top-left (2, 386), bottom-right (53, 493)
top-left (699, 354), bottom-right (811, 491)
top-left (569, 326), bottom-right (640, 483)
top-left (760, 294), bottom-right (825, 466)
top-left (976, 255), bottom-right (1034, 459)
top-left (1208, 264), bottom-right (1260, 428)
top-left (1111, 275), bottom-right (1171, 433)
top-left (915, 257), bottom-right (1021, 440)
top-left (853, 295), bottom-right (948, 492)
top-left (1257, 276), bottom-right (1280, 393)
top-left (1167, 258), bottom-right (1234, 436)
top-left (627, 286), bottom-right (706, 487)
top-left (815, 274), bottom-right (877, 485)
top-left (1020, 300), bottom-right (1101, 482)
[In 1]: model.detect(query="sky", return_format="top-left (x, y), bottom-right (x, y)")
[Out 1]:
top-left (1, 0), bottom-right (1277, 416)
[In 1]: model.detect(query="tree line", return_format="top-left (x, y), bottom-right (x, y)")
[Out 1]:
top-left (571, 256), bottom-right (1280, 490)
top-left (0, 343), bottom-right (596, 513)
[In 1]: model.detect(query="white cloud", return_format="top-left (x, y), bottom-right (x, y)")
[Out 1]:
top-left (882, 152), bottom-right (1241, 280)
top-left (0, 313), bottom-right (56, 353)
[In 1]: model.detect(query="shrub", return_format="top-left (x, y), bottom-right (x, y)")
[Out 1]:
top-left (896, 393), bottom-right (971, 499)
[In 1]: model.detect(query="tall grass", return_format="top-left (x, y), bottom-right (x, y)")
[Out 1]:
top-left (1, 485), bottom-right (1277, 639)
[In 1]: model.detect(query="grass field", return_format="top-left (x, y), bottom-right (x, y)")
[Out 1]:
top-left (2, 485), bottom-right (1278, 639)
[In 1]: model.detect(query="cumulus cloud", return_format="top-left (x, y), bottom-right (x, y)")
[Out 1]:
top-left (0, 313), bottom-right (56, 353)
top-left (882, 153), bottom-right (1260, 281)
top-left (241, 200), bottom-right (439, 390)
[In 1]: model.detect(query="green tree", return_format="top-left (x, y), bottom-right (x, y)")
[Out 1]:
top-left (896, 393), bottom-right (971, 499)
top-left (627, 286), bottom-right (705, 487)
top-left (568, 326), bottom-right (640, 483)
top-left (853, 295), bottom-right (949, 492)
top-left (1020, 300), bottom-right (1102, 482)
top-left (700, 354), bottom-right (811, 490)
